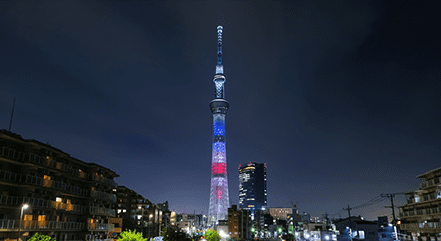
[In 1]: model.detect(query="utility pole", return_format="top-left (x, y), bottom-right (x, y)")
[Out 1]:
top-left (382, 194), bottom-right (396, 225)
top-left (8, 97), bottom-right (16, 132)
top-left (343, 205), bottom-right (352, 231)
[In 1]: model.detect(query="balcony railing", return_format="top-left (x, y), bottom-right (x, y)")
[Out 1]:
top-left (88, 223), bottom-right (114, 231)
top-left (89, 206), bottom-right (116, 216)
top-left (400, 223), bottom-right (441, 232)
top-left (0, 147), bottom-right (24, 161)
top-left (91, 190), bottom-right (117, 202)
top-left (0, 194), bottom-right (22, 205)
top-left (0, 219), bottom-right (86, 230)
top-left (0, 219), bottom-right (15, 229)
top-left (22, 220), bottom-right (86, 230)
top-left (1, 148), bottom-right (118, 186)
top-left (1, 168), bottom-right (88, 197)
top-left (28, 153), bottom-right (90, 180)
top-left (92, 174), bottom-right (117, 187)
top-left (0, 194), bottom-right (87, 213)
top-left (0, 169), bottom-right (21, 183)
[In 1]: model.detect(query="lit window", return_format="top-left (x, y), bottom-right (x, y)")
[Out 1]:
top-left (123, 209), bottom-right (127, 213)
top-left (358, 231), bottom-right (365, 239)
top-left (56, 197), bottom-right (62, 202)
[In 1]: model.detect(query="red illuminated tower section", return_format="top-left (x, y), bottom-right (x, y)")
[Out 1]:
top-left (208, 25), bottom-right (229, 225)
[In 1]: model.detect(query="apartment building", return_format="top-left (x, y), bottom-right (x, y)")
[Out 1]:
top-left (399, 167), bottom-right (441, 241)
top-left (228, 205), bottom-right (251, 240)
top-left (114, 186), bottom-right (162, 238)
top-left (0, 130), bottom-right (118, 241)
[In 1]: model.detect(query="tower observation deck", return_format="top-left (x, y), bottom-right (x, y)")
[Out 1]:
top-left (208, 25), bottom-right (230, 225)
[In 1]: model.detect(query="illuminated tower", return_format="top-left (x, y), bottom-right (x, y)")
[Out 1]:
top-left (208, 25), bottom-right (229, 225)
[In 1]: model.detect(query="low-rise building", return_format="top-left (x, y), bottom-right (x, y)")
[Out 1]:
top-left (114, 186), bottom-right (162, 238)
top-left (0, 130), bottom-right (118, 241)
top-left (399, 166), bottom-right (441, 241)
top-left (228, 205), bottom-right (250, 240)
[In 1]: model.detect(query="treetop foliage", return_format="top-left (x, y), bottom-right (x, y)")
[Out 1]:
top-left (204, 229), bottom-right (220, 241)
top-left (119, 229), bottom-right (147, 241)
top-left (28, 233), bottom-right (56, 241)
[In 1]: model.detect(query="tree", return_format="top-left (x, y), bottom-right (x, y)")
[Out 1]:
top-left (28, 233), bottom-right (56, 241)
top-left (119, 229), bottom-right (147, 241)
top-left (204, 229), bottom-right (220, 241)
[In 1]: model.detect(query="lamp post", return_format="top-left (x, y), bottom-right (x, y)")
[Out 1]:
top-left (138, 206), bottom-right (143, 233)
top-left (18, 204), bottom-right (29, 241)
top-left (149, 214), bottom-right (153, 239)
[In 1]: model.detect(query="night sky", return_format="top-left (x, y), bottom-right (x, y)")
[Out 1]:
top-left (1, 1), bottom-right (440, 221)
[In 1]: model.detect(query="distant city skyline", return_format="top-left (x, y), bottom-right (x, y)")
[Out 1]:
top-left (0, 0), bottom-right (440, 221)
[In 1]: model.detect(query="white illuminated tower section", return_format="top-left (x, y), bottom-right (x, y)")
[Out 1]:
top-left (208, 25), bottom-right (229, 225)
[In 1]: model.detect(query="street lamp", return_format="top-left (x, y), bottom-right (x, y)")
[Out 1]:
top-left (18, 204), bottom-right (29, 241)
top-left (148, 214), bottom-right (153, 238)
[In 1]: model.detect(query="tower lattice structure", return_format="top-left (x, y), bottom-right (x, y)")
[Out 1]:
top-left (208, 25), bottom-right (229, 225)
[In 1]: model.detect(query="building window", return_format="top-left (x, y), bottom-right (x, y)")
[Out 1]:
top-left (415, 195), bottom-right (420, 203)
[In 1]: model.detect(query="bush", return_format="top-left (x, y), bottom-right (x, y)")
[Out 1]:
top-left (119, 229), bottom-right (147, 241)
top-left (28, 233), bottom-right (56, 241)
top-left (204, 229), bottom-right (220, 241)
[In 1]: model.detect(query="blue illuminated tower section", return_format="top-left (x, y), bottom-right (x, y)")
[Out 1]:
top-left (208, 25), bottom-right (229, 225)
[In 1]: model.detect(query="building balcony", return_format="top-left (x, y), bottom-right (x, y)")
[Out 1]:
top-left (0, 147), bottom-right (89, 181)
top-left (0, 169), bottom-right (21, 183)
top-left (400, 207), bottom-right (440, 219)
top-left (0, 219), bottom-right (86, 230)
top-left (91, 190), bottom-right (117, 203)
top-left (0, 219), bottom-right (16, 229)
top-left (0, 168), bottom-right (88, 196)
top-left (88, 223), bottom-right (114, 231)
top-left (22, 220), bottom-right (86, 230)
top-left (51, 201), bottom-right (87, 213)
top-left (400, 223), bottom-right (441, 233)
top-left (89, 206), bottom-right (116, 216)
top-left (402, 196), bottom-right (441, 207)
top-left (26, 153), bottom-right (90, 180)
top-left (92, 174), bottom-right (117, 187)
top-left (0, 194), bottom-right (87, 213)
top-left (0, 146), bottom-right (24, 162)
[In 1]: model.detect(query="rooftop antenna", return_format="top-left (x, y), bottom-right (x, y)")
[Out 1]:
top-left (8, 97), bottom-right (16, 132)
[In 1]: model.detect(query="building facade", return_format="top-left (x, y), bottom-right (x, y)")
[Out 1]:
top-left (208, 25), bottom-right (230, 225)
top-left (228, 205), bottom-right (251, 240)
top-left (114, 186), bottom-right (162, 238)
top-left (239, 162), bottom-right (267, 215)
top-left (399, 167), bottom-right (441, 241)
top-left (0, 130), bottom-right (118, 241)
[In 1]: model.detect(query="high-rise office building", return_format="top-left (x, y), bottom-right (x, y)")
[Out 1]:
top-left (238, 162), bottom-right (267, 215)
top-left (208, 25), bottom-right (230, 225)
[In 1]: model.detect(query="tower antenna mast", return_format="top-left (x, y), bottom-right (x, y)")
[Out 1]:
top-left (208, 25), bottom-right (230, 226)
